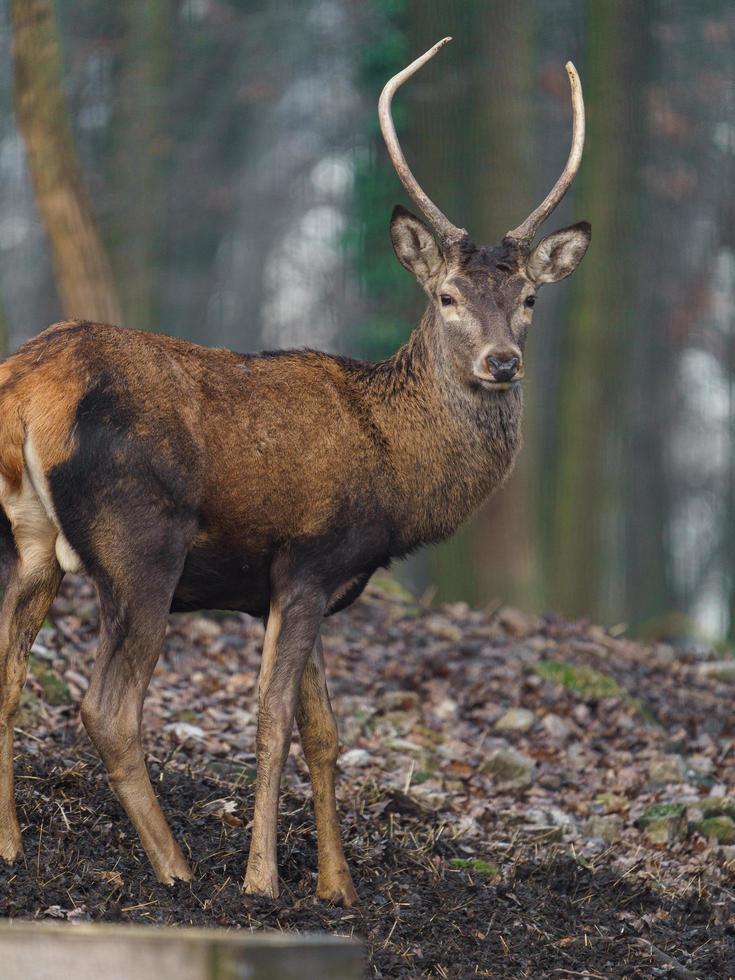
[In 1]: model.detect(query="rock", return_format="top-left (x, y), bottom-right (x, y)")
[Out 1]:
top-left (698, 661), bottom-right (735, 683)
top-left (593, 792), bottom-right (629, 814)
top-left (340, 748), bottom-right (371, 768)
top-left (637, 803), bottom-right (687, 844)
top-left (685, 754), bottom-right (714, 778)
top-left (541, 713), bottom-right (569, 740)
top-left (534, 660), bottom-right (624, 701)
top-left (521, 807), bottom-right (576, 833)
top-left (497, 607), bottom-right (533, 637)
top-left (433, 697), bottom-right (459, 721)
top-left (164, 721), bottom-right (205, 741)
top-left (15, 690), bottom-right (44, 729)
top-left (481, 746), bottom-right (536, 789)
top-left (29, 656), bottom-right (70, 706)
top-left (584, 814), bottom-right (624, 843)
top-left (495, 708), bottom-right (535, 733)
top-left (686, 796), bottom-right (735, 823)
top-left (647, 753), bottom-right (686, 785)
top-left (380, 690), bottom-right (420, 712)
top-left (696, 815), bottom-right (735, 844)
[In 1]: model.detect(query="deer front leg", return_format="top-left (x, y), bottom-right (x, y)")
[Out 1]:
top-left (244, 589), bottom-right (323, 899)
top-left (296, 634), bottom-right (357, 905)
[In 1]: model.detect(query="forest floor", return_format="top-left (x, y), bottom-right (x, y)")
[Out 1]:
top-left (1, 575), bottom-right (734, 978)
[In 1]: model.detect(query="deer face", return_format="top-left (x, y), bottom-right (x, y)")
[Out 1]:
top-left (390, 205), bottom-right (590, 390)
top-left (379, 37), bottom-right (590, 392)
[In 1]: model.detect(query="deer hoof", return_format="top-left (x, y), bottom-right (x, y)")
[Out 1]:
top-left (152, 852), bottom-right (193, 885)
top-left (317, 875), bottom-right (359, 907)
top-left (0, 822), bottom-right (22, 863)
top-left (243, 869), bottom-right (279, 899)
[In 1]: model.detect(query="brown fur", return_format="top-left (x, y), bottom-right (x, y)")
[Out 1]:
top-left (0, 209), bottom-right (589, 905)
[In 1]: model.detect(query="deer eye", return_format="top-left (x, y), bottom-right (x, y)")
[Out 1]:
top-left (524, 295), bottom-right (536, 308)
top-left (440, 294), bottom-right (455, 307)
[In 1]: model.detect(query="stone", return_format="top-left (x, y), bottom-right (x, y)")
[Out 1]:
top-left (685, 754), bottom-right (714, 777)
top-left (339, 748), bottom-right (371, 768)
top-left (698, 661), bottom-right (735, 683)
top-left (497, 606), bottom-right (533, 637)
top-left (164, 722), bottom-right (205, 741)
top-left (593, 792), bottom-right (629, 814)
top-left (637, 803), bottom-right (687, 844)
top-left (28, 656), bottom-right (70, 706)
top-left (541, 713), bottom-right (569, 740)
top-left (686, 797), bottom-right (735, 823)
top-left (481, 746), bottom-right (536, 789)
top-left (495, 708), bottom-right (535, 733)
top-left (380, 690), bottom-right (420, 712)
top-left (647, 753), bottom-right (686, 785)
top-left (584, 814), bottom-right (624, 843)
top-left (696, 815), bottom-right (735, 844)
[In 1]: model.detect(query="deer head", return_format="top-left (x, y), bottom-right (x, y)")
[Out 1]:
top-left (380, 38), bottom-right (591, 390)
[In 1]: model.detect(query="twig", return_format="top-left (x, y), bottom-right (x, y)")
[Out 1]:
top-left (632, 938), bottom-right (699, 980)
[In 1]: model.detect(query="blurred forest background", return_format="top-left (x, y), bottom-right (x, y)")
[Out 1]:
top-left (0, 0), bottom-right (733, 642)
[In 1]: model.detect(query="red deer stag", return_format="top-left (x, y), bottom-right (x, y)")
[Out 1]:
top-left (0, 38), bottom-right (589, 905)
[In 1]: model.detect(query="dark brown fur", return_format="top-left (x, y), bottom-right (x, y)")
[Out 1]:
top-left (0, 208), bottom-right (589, 904)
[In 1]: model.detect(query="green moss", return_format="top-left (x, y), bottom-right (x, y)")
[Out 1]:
top-left (639, 803), bottom-right (686, 824)
top-left (448, 858), bottom-right (498, 876)
top-left (15, 690), bottom-right (43, 729)
top-left (696, 815), bottom-right (735, 844)
top-left (534, 661), bottom-right (623, 700)
top-left (28, 656), bottom-right (70, 706)
top-left (535, 660), bottom-right (659, 724)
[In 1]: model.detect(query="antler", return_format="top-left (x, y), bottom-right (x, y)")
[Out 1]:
top-left (378, 37), bottom-right (467, 244)
top-left (505, 62), bottom-right (585, 244)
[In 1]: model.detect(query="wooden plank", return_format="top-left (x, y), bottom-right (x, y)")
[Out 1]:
top-left (0, 920), bottom-right (362, 980)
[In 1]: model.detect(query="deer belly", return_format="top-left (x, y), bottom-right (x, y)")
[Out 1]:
top-left (172, 538), bottom-right (272, 615)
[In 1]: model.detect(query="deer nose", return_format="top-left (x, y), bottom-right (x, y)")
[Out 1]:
top-left (486, 353), bottom-right (520, 383)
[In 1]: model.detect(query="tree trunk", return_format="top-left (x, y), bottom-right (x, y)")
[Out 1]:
top-left (544, 0), bottom-right (641, 619)
top-left (110, 1), bottom-right (172, 332)
top-left (468, 0), bottom-right (535, 610)
top-left (10, 0), bottom-right (122, 325)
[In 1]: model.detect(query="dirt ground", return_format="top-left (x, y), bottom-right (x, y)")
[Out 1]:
top-left (1, 575), bottom-right (734, 978)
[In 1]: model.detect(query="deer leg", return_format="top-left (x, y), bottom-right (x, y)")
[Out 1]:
top-left (244, 589), bottom-right (324, 898)
top-left (81, 588), bottom-right (192, 885)
top-left (296, 634), bottom-right (357, 905)
top-left (79, 502), bottom-right (195, 885)
top-left (0, 558), bottom-right (62, 860)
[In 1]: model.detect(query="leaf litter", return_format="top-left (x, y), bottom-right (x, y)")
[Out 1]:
top-left (1, 574), bottom-right (734, 977)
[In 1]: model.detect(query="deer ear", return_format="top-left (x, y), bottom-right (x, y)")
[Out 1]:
top-left (526, 221), bottom-right (591, 284)
top-left (390, 205), bottom-right (444, 284)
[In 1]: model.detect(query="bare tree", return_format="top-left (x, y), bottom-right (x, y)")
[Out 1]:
top-left (10, 0), bottom-right (122, 324)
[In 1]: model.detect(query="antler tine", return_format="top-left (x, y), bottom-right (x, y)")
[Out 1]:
top-left (506, 61), bottom-right (585, 244)
top-left (378, 37), bottom-right (467, 244)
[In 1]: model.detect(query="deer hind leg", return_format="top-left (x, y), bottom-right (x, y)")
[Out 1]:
top-left (0, 474), bottom-right (63, 861)
top-left (296, 634), bottom-right (357, 905)
top-left (80, 525), bottom-right (193, 885)
top-left (244, 581), bottom-right (325, 899)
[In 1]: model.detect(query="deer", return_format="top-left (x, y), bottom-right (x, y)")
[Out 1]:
top-left (0, 38), bottom-right (589, 906)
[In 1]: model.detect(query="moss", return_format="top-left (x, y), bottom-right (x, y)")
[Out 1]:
top-left (639, 803), bottom-right (686, 824)
top-left (28, 656), bottom-right (70, 706)
top-left (535, 660), bottom-right (659, 724)
top-left (371, 572), bottom-right (415, 603)
top-left (696, 816), bottom-right (735, 844)
top-left (534, 661), bottom-right (623, 700)
top-left (448, 858), bottom-right (498, 876)
top-left (15, 690), bottom-right (44, 729)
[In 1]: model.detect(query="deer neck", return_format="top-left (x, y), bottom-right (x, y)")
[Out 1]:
top-left (367, 307), bottom-right (524, 551)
